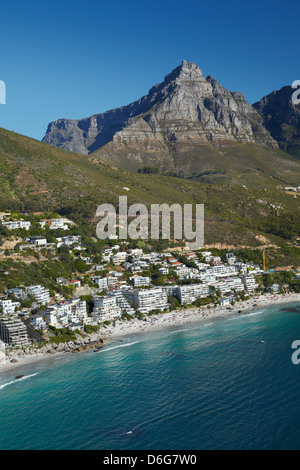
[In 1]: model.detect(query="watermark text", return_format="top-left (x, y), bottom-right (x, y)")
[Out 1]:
top-left (0, 80), bottom-right (6, 104)
top-left (96, 196), bottom-right (204, 249)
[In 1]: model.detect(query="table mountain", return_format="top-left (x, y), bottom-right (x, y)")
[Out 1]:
top-left (42, 60), bottom-right (277, 176)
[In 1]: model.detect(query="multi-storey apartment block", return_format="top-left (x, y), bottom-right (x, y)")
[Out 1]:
top-left (0, 316), bottom-right (29, 346)
top-left (25, 285), bottom-right (50, 305)
top-left (123, 288), bottom-right (169, 314)
top-left (107, 289), bottom-right (135, 316)
top-left (241, 275), bottom-right (258, 293)
top-left (175, 284), bottom-right (211, 305)
top-left (130, 276), bottom-right (150, 287)
top-left (92, 296), bottom-right (122, 322)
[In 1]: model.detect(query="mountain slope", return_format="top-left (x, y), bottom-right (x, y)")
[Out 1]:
top-left (253, 85), bottom-right (300, 158)
top-left (1, 127), bottom-right (300, 248)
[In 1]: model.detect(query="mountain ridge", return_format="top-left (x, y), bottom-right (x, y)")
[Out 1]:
top-left (253, 84), bottom-right (300, 158)
top-left (42, 60), bottom-right (277, 161)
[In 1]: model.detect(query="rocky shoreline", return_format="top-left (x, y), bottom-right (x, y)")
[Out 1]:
top-left (0, 332), bottom-right (110, 376)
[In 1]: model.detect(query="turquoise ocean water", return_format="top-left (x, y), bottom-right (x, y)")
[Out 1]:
top-left (0, 302), bottom-right (300, 450)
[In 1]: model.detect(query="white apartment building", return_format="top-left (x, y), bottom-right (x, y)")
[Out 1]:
top-left (162, 285), bottom-right (179, 296)
top-left (247, 264), bottom-right (263, 275)
top-left (175, 268), bottom-right (201, 281)
top-left (226, 253), bottom-right (237, 265)
top-left (29, 313), bottom-right (47, 330)
top-left (123, 288), bottom-right (169, 314)
top-left (214, 282), bottom-right (232, 296)
top-left (29, 236), bottom-right (47, 247)
top-left (208, 265), bottom-right (238, 278)
top-left (46, 311), bottom-right (60, 328)
top-left (68, 322), bottom-right (82, 332)
top-left (25, 285), bottom-right (50, 305)
top-left (198, 273), bottom-right (217, 284)
top-left (2, 220), bottom-right (31, 230)
top-left (175, 284), bottom-right (211, 305)
top-left (107, 289), bottom-right (135, 316)
top-left (127, 263), bottom-right (144, 273)
top-left (112, 252), bottom-right (128, 264)
top-left (0, 299), bottom-right (20, 315)
top-left (51, 299), bottom-right (87, 322)
top-left (107, 271), bottom-right (124, 288)
top-left (241, 275), bottom-right (258, 293)
top-left (130, 276), bottom-right (150, 287)
top-left (195, 262), bottom-right (210, 270)
top-left (56, 235), bottom-right (81, 248)
top-left (93, 264), bottom-right (105, 271)
top-left (107, 276), bottom-right (120, 288)
top-left (6, 288), bottom-right (27, 300)
top-left (39, 218), bottom-right (74, 230)
top-left (203, 252), bottom-right (213, 262)
top-left (234, 262), bottom-right (248, 274)
top-left (128, 248), bottom-right (143, 258)
top-left (174, 267), bottom-right (193, 279)
top-left (103, 248), bottom-right (113, 257)
top-left (158, 267), bottom-right (169, 275)
top-left (219, 296), bottom-right (233, 306)
top-left (92, 296), bottom-right (121, 322)
top-left (215, 277), bottom-right (245, 294)
top-left (91, 276), bottom-right (108, 291)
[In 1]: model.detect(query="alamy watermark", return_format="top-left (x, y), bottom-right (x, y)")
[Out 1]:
top-left (292, 80), bottom-right (300, 105)
top-left (291, 341), bottom-right (300, 365)
top-left (0, 80), bottom-right (6, 105)
top-left (96, 196), bottom-right (204, 249)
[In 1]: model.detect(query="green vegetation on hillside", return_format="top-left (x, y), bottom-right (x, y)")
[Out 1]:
top-left (0, 127), bottom-right (299, 248)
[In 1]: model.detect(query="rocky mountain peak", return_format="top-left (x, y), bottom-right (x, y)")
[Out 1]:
top-left (42, 60), bottom-right (278, 158)
top-left (173, 59), bottom-right (206, 81)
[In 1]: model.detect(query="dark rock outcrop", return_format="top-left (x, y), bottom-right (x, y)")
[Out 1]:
top-left (253, 85), bottom-right (300, 157)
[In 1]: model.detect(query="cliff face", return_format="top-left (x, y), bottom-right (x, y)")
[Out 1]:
top-left (253, 85), bottom-right (300, 157)
top-left (42, 60), bottom-right (277, 158)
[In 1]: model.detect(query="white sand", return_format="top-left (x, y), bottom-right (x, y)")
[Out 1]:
top-left (107, 292), bottom-right (300, 340)
top-left (0, 352), bottom-right (66, 378)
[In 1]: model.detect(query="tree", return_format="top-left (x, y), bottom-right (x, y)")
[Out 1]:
top-left (262, 273), bottom-right (273, 288)
top-left (168, 295), bottom-right (180, 311)
top-left (74, 259), bottom-right (88, 273)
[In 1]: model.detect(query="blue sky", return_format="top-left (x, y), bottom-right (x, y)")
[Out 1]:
top-left (0, 0), bottom-right (299, 140)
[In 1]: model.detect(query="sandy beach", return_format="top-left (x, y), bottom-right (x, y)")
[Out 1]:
top-left (1, 292), bottom-right (300, 378)
top-left (0, 351), bottom-right (67, 379)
